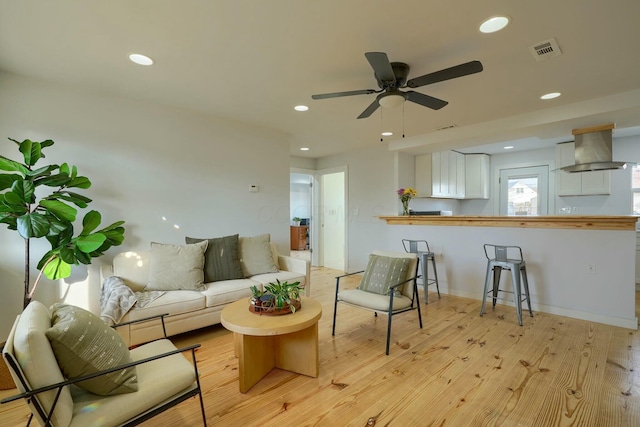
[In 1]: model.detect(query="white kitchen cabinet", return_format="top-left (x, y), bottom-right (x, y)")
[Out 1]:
top-left (414, 153), bottom-right (433, 197)
top-left (464, 154), bottom-right (490, 199)
top-left (556, 142), bottom-right (610, 196)
top-left (432, 151), bottom-right (464, 198)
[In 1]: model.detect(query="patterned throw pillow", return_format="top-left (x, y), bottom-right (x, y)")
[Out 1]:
top-left (45, 304), bottom-right (138, 396)
top-left (357, 255), bottom-right (411, 296)
top-left (185, 234), bottom-right (244, 282)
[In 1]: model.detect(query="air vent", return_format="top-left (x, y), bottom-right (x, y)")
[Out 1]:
top-left (529, 38), bottom-right (562, 61)
top-left (435, 124), bottom-right (457, 131)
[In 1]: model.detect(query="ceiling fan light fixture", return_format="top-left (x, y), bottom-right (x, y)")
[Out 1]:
top-left (378, 93), bottom-right (405, 109)
top-left (381, 131), bottom-right (393, 136)
top-left (479, 16), bottom-right (510, 33)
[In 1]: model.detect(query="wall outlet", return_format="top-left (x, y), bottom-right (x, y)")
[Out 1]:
top-left (587, 264), bottom-right (596, 274)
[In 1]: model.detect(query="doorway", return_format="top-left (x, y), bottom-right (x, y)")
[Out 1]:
top-left (499, 166), bottom-right (549, 216)
top-left (318, 168), bottom-right (346, 270)
top-left (290, 172), bottom-right (313, 262)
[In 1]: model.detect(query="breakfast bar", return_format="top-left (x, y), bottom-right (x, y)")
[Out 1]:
top-left (379, 215), bottom-right (638, 329)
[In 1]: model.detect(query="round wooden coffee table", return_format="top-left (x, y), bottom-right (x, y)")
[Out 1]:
top-left (221, 296), bottom-right (322, 393)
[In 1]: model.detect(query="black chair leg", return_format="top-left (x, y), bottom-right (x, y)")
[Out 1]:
top-left (332, 277), bottom-right (340, 336)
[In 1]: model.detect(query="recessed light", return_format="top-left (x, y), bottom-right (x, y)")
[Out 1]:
top-left (129, 53), bottom-right (154, 66)
top-left (381, 131), bottom-right (393, 136)
top-left (479, 16), bottom-right (510, 33)
top-left (300, 147), bottom-right (310, 151)
top-left (503, 145), bottom-right (514, 150)
top-left (540, 92), bottom-right (561, 100)
top-left (294, 105), bottom-right (309, 112)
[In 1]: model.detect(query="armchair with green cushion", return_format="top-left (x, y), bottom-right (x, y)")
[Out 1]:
top-left (332, 250), bottom-right (422, 355)
top-left (1, 301), bottom-right (207, 427)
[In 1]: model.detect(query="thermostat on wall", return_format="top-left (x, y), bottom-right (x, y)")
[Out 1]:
top-left (250, 185), bottom-right (259, 192)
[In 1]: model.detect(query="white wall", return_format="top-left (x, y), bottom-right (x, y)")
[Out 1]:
top-left (0, 72), bottom-right (292, 339)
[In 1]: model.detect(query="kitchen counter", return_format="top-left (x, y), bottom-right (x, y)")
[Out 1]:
top-left (380, 215), bottom-right (638, 329)
top-left (379, 215), bottom-right (638, 230)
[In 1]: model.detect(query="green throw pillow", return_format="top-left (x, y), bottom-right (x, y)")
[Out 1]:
top-left (45, 304), bottom-right (138, 396)
top-left (185, 234), bottom-right (244, 282)
top-left (357, 255), bottom-right (411, 296)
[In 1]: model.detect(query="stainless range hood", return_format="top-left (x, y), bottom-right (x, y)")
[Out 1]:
top-left (560, 123), bottom-right (631, 173)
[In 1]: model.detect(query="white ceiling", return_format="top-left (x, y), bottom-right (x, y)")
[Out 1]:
top-left (2, 0), bottom-right (640, 158)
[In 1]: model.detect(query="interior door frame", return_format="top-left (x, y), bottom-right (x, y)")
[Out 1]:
top-left (498, 165), bottom-right (549, 216)
top-left (315, 165), bottom-right (348, 270)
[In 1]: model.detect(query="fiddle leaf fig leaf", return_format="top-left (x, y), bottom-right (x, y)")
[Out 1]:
top-left (36, 173), bottom-right (72, 187)
top-left (59, 246), bottom-right (76, 264)
top-left (17, 213), bottom-right (50, 238)
top-left (42, 257), bottom-right (72, 280)
top-left (19, 139), bottom-right (42, 166)
top-left (76, 233), bottom-right (106, 253)
top-left (26, 164), bottom-right (57, 179)
top-left (59, 163), bottom-right (70, 175)
top-left (81, 210), bottom-right (101, 234)
top-left (0, 155), bottom-right (28, 175)
top-left (39, 199), bottom-right (77, 222)
top-left (0, 174), bottom-right (20, 191)
top-left (11, 179), bottom-right (35, 204)
top-left (67, 176), bottom-right (91, 189)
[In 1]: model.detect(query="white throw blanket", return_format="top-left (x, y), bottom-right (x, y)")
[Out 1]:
top-left (100, 276), bottom-right (165, 325)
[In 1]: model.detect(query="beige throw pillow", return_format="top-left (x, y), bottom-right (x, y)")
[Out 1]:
top-left (45, 304), bottom-right (138, 396)
top-left (239, 234), bottom-right (279, 277)
top-left (146, 240), bottom-right (208, 291)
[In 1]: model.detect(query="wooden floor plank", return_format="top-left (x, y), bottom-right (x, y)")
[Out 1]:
top-left (0, 267), bottom-right (638, 427)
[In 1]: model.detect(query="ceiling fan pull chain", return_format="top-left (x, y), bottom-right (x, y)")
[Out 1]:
top-left (380, 108), bottom-right (384, 142)
top-left (403, 102), bottom-right (406, 138)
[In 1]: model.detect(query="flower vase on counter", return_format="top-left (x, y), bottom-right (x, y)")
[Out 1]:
top-left (397, 187), bottom-right (417, 216)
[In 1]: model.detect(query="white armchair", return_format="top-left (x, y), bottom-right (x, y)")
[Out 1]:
top-left (1, 301), bottom-right (207, 427)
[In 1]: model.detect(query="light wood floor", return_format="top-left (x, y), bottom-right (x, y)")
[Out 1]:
top-left (1, 267), bottom-right (639, 426)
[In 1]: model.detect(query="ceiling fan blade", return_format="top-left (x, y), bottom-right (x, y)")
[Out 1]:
top-left (312, 89), bottom-right (377, 100)
top-left (357, 99), bottom-right (380, 119)
top-left (406, 91), bottom-right (448, 110)
top-left (365, 52), bottom-right (396, 84)
top-left (406, 60), bottom-right (483, 88)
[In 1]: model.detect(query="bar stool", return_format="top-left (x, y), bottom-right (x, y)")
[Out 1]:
top-left (402, 239), bottom-right (440, 303)
top-left (480, 244), bottom-right (533, 325)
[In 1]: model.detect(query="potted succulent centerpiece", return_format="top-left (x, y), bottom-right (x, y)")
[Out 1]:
top-left (249, 279), bottom-right (304, 315)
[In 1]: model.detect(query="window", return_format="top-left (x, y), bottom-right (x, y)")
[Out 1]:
top-left (499, 166), bottom-right (549, 216)
top-left (632, 165), bottom-right (640, 214)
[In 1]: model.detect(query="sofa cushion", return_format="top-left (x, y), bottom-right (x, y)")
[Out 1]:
top-left (123, 290), bottom-right (206, 321)
top-left (9, 301), bottom-right (74, 427)
top-left (45, 303), bottom-right (138, 396)
top-left (185, 234), bottom-right (244, 282)
top-left (146, 240), bottom-right (208, 291)
top-left (201, 278), bottom-right (256, 308)
top-left (239, 234), bottom-right (279, 277)
top-left (68, 339), bottom-right (196, 427)
top-left (357, 254), bottom-right (411, 296)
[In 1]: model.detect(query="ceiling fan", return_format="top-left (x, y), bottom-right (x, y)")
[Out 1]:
top-left (311, 52), bottom-right (483, 119)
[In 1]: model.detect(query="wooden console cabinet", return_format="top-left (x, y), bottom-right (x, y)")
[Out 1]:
top-left (290, 225), bottom-right (308, 250)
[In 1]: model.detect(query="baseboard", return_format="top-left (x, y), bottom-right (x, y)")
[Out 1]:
top-left (448, 289), bottom-right (638, 330)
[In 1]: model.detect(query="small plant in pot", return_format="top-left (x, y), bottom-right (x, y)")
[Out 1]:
top-left (292, 217), bottom-right (301, 226)
top-left (250, 279), bottom-right (303, 315)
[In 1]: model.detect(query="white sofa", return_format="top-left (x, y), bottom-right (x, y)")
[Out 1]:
top-left (101, 241), bottom-right (310, 347)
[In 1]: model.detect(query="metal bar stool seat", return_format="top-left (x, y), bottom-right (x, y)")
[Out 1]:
top-left (480, 244), bottom-right (533, 325)
top-left (402, 239), bottom-right (440, 303)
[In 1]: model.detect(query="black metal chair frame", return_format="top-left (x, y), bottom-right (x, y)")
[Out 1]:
top-left (332, 261), bottom-right (423, 355)
top-left (1, 313), bottom-right (207, 427)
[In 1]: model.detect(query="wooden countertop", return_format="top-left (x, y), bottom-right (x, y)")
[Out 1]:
top-left (378, 215), bottom-right (638, 230)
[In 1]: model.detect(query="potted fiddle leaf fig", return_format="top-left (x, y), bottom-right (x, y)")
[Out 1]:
top-left (0, 137), bottom-right (126, 309)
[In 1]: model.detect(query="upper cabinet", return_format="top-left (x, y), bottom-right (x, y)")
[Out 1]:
top-left (556, 142), bottom-right (610, 196)
top-left (464, 154), bottom-right (490, 199)
top-left (415, 151), bottom-right (489, 199)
